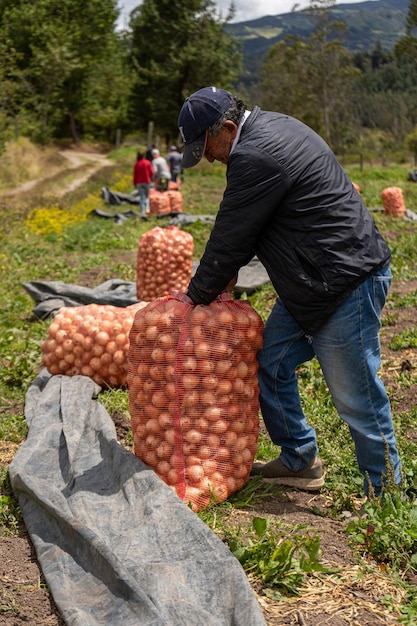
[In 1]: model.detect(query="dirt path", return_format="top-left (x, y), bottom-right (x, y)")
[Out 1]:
top-left (4, 150), bottom-right (113, 198)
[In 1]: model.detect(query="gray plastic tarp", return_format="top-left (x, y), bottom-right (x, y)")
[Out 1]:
top-left (22, 279), bottom-right (139, 319)
top-left (22, 260), bottom-right (270, 320)
top-left (9, 371), bottom-right (267, 626)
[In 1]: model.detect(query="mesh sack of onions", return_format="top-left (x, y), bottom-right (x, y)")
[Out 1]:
top-left (167, 190), bottom-right (183, 213)
top-left (127, 291), bottom-right (264, 512)
top-left (136, 225), bottom-right (194, 301)
top-left (41, 302), bottom-right (147, 388)
top-left (381, 186), bottom-right (406, 217)
top-left (149, 190), bottom-right (171, 215)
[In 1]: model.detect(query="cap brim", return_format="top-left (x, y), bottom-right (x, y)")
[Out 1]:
top-left (181, 131), bottom-right (207, 168)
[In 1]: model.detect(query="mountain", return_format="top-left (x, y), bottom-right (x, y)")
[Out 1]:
top-left (226, 0), bottom-right (409, 86)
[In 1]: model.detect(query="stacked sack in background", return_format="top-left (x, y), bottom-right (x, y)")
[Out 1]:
top-left (381, 186), bottom-right (406, 217)
top-left (41, 302), bottom-right (147, 388)
top-left (149, 188), bottom-right (183, 215)
top-left (127, 292), bottom-right (264, 512)
top-left (136, 225), bottom-right (194, 301)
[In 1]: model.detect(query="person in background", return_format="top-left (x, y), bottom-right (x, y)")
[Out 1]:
top-left (177, 86), bottom-right (402, 497)
top-left (133, 151), bottom-right (154, 216)
top-left (146, 144), bottom-right (156, 162)
top-left (151, 148), bottom-right (171, 191)
top-left (167, 145), bottom-right (183, 184)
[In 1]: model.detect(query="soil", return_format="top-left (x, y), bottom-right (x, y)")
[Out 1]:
top-left (1, 155), bottom-right (416, 625)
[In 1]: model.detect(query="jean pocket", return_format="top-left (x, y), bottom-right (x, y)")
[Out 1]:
top-left (372, 273), bottom-right (391, 316)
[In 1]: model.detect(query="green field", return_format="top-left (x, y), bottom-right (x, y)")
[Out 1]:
top-left (1, 141), bottom-right (417, 623)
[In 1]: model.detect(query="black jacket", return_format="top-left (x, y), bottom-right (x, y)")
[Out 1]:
top-left (187, 107), bottom-right (391, 333)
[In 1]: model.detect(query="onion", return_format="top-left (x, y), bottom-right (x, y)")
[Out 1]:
top-left (187, 465), bottom-right (204, 483)
top-left (127, 293), bottom-right (264, 512)
top-left (41, 302), bottom-right (147, 388)
top-left (136, 226), bottom-right (194, 301)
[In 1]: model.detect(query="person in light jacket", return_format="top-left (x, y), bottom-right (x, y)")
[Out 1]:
top-left (178, 86), bottom-right (402, 496)
top-left (151, 148), bottom-right (171, 191)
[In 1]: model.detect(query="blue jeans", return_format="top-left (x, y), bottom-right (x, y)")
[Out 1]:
top-left (257, 265), bottom-right (402, 495)
top-left (136, 183), bottom-right (151, 215)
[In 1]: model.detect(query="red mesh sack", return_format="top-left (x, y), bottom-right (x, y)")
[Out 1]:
top-left (381, 186), bottom-right (406, 217)
top-left (41, 302), bottom-right (147, 388)
top-left (136, 225), bottom-right (194, 301)
top-left (127, 292), bottom-right (264, 512)
top-left (167, 190), bottom-right (183, 213)
top-left (149, 190), bottom-right (171, 215)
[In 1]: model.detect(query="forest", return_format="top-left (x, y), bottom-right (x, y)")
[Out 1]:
top-left (0, 0), bottom-right (417, 159)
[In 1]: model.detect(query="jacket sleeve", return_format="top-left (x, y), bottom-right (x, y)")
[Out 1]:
top-left (187, 146), bottom-right (291, 305)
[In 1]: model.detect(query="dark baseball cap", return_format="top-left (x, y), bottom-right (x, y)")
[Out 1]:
top-left (178, 87), bottom-right (234, 168)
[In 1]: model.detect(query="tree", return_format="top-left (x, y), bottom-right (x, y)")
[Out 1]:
top-left (0, 0), bottom-right (129, 143)
top-left (260, 0), bottom-right (360, 151)
top-left (406, 126), bottom-right (417, 165)
top-left (395, 0), bottom-right (417, 68)
top-left (128, 0), bottom-right (241, 144)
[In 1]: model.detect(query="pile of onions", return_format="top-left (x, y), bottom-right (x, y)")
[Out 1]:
top-left (136, 225), bottom-right (194, 301)
top-left (166, 190), bottom-right (183, 213)
top-left (148, 189), bottom-right (183, 215)
top-left (127, 292), bottom-right (264, 512)
top-left (381, 186), bottom-right (406, 217)
top-left (149, 190), bottom-right (170, 215)
top-left (41, 302), bottom-right (147, 388)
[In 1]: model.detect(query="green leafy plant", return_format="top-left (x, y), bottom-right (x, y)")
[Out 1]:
top-left (346, 492), bottom-right (417, 572)
top-left (0, 470), bottom-right (22, 535)
top-left (398, 590), bottom-right (417, 625)
top-left (388, 290), bottom-right (417, 308)
top-left (389, 327), bottom-right (417, 350)
top-left (225, 516), bottom-right (336, 598)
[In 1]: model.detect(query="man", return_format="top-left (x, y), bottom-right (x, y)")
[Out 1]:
top-left (151, 148), bottom-right (171, 191)
top-left (167, 145), bottom-right (183, 183)
top-left (178, 86), bottom-right (402, 496)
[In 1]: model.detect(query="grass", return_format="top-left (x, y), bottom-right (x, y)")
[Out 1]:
top-left (0, 137), bottom-right (68, 192)
top-left (1, 139), bottom-right (417, 620)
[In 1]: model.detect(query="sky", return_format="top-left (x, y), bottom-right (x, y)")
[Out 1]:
top-left (118, 0), bottom-right (377, 29)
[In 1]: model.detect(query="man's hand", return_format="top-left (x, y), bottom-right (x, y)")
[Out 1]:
top-left (224, 275), bottom-right (238, 293)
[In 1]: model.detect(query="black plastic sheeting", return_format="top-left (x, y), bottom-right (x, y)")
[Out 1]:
top-left (9, 371), bottom-right (267, 626)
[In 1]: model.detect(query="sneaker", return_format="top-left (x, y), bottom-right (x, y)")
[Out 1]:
top-left (250, 457), bottom-right (325, 491)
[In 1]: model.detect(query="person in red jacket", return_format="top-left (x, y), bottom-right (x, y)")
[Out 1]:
top-left (133, 151), bottom-right (154, 216)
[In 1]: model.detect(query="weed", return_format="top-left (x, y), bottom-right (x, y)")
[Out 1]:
top-left (389, 290), bottom-right (417, 308)
top-left (225, 516), bottom-right (336, 598)
top-left (346, 492), bottom-right (417, 572)
top-left (389, 327), bottom-right (417, 350)
top-left (0, 589), bottom-right (18, 614)
top-left (398, 590), bottom-right (417, 624)
top-left (0, 470), bottom-right (22, 535)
